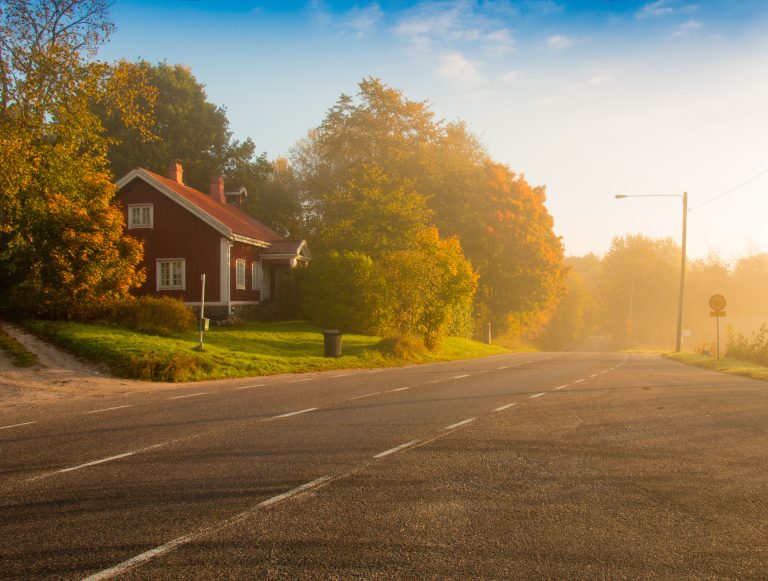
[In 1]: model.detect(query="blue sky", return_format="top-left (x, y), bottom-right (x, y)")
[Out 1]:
top-left (101, 1), bottom-right (768, 261)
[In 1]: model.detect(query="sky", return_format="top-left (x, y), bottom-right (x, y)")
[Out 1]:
top-left (100, 0), bottom-right (768, 262)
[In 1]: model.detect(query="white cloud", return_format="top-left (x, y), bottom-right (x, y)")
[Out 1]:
top-left (636, 0), bottom-right (699, 19)
top-left (436, 51), bottom-right (487, 85)
top-left (501, 69), bottom-right (521, 83)
top-left (547, 34), bottom-right (572, 50)
top-left (340, 3), bottom-right (384, 37)
top-left (671, 19), bottom-right (703, 37)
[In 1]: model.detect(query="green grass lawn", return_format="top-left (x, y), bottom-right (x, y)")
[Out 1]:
top-left (25, 320), bottom-right (509, 382)
top-left (665, 351), bottom-right (768, 382)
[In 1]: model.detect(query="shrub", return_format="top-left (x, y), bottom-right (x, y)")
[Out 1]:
top-left (118, 351), bottom-right (213, 382)
top-left (726, 324), bottom-right (768, 366)
top-left (108, 296), bottom-right (196, 336)
top-left (377, 335), bottom-right (427, 360)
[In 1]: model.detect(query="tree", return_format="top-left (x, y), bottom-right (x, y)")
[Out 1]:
top-left (0, 0), bottom-right (153, 316)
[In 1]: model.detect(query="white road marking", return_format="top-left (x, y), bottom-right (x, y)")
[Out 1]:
top-left (32, 443), bottom-right (166, 480)
top-left (233, 383), bottom-right (266, 390)
top-left (574, 379), bottom-right (586, 384)
top-left (530, 392), bottom-right (546, 399)
top-left (390, 387), bottom-right (410, 392)
top-left (349, 392), bottom-right (381, 400)
top-left (168, 392), bottom-right (206, 400)
top-left (273, 408), bottom-right (318, 419)
top-left (589, 373), bottom-right (599, 378)
top-left (0, 421), bottom-right (37, 430)
top-left (497, 366), bottom-right (509, 370)
top-left (554, 384), bottom-right (569, 390)
top-left (374, 439), bottom-right (420, 459)
top-left (83, 476), bottom-right (332, 581)
top-left (493, 403), bottom-right (517, 412)
top-left (452, 374), bottom-right (471, 379)
top-left (84, 405), bottom-right (133, 415)
top-left (444, 417), bottom-right (477, 430)
top-left (330, 373), bottom-right (352, 378)
top-left (290, 378), bottom-right (313, 383)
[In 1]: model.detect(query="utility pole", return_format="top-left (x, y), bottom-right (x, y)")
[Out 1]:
top-left (675, 192), bottom-right (688, 353)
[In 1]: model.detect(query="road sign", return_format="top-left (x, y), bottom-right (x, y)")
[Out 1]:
top-left (709, 294), bottom-right (726, 311)
top-left (710, 310), bottom-right (726, 317)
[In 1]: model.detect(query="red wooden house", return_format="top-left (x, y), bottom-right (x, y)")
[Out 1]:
top-left (115, 161), bottom-right (309, 316)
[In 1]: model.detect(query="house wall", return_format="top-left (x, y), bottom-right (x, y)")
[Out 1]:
top-left (117, 178), bottom-right (224, 303)
top-left (230, 241), bottom-right (263, 303)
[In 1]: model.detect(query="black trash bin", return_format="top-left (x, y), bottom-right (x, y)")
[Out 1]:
top-left (322, 329), bottom-right (343, 358)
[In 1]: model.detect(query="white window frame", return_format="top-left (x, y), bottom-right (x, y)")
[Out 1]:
top-left (235, 259), bottom-right (246, 290)
top-left (156, 259), bottom-right (185, 290)
top-left (251, 262), bottom-right (263, 292)
top-left (128, 204), bottom-right (153, 229)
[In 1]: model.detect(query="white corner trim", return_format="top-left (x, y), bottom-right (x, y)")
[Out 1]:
top-left (232, 234), bottom-right (270, 248)
top-left (220, 238), bottom-right (231, 310)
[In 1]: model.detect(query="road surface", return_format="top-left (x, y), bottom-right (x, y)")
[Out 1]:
top-left (1, 352), bottom-right (766, 579)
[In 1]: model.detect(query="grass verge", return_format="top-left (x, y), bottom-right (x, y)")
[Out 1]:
top-left (0, 325), bottom-right (39, 367)
top-left (664, 352), bottom-right (768, 382)
top-left (24, 320), bottom-right (509, 382)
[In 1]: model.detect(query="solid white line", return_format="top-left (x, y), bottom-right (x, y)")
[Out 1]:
top-left (452, 374), bottom-right (471, 379)
top-left (349, 392), bottom-right (381, 400)
top-left (554, 384), bottom-right (569, 390)
top-left (83, 476), bottom-right (332, 581)
top-left (233, 383), bottom-right (266, 390)
top-left (84, 405), bottom-right (133, 415)
top-left (529, 392), bottom-right (546, 399)
top-left (574, 379), bottom-right (586, 384)
top-left (444, 417), bottom-right (477, 430)
top-left (390, 387), bottom-right (410, 392)
top-left (273, 408), bottom-right (317, 419)
top-left (167, 392), bottom-right (206, 400)
top-left (0, 421), bottom-right (37, 430)
top-left (374, 439), bottom-right (420, 459)
top-left (493, 403), bottom-right (517, 412)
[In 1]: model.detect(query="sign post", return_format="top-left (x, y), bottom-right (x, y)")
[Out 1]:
top-left (199, 273), bottom-right (207, 352)
top-left (709, 294), bottom-right (726, 360)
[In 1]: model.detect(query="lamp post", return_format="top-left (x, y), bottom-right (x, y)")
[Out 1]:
top-left (614, 192), bottom-right (688, 352)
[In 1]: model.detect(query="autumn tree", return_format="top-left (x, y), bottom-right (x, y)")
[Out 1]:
top-left (293, 78), bottom-right (565, 340)
top-left (0, 0), bottom-right (154, 316)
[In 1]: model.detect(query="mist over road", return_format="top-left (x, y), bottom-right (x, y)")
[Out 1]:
top-left (1, 353), bottom-right (765, 578)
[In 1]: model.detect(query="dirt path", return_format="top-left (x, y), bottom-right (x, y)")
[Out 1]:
top-left (0, 322), bottom-right (146, 411)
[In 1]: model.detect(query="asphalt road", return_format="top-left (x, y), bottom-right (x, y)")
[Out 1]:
top-left (1, 352), bottom-right (766, 579)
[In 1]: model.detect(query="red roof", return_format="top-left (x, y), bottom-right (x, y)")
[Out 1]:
top-left (262, 240), bottom-right (306, 255)
top-left (142, 169), bottom-right (284, 243)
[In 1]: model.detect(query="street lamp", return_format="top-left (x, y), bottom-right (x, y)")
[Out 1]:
top-left (614, 192), bottom-right (688, 352)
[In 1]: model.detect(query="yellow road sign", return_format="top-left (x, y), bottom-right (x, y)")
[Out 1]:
top-left (709, 294), bottom-right (726, 311)
top-left (710, 310), bottom-right (726, 317)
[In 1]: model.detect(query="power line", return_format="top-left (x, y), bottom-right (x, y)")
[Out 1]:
top-left (689, 167), bottom-right (768, 211)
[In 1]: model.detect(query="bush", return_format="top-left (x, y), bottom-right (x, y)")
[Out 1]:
top-left (377, 335), bottom-right (427, 360)
top-left (118, 351), bottom-right (213, 382)
top-left (107, 296), bottom-right (196, 336)
top-left (726, 324), bottom-right (768, 366)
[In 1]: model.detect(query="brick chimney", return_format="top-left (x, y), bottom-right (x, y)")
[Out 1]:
top-left (210, 176), bottom-right (225, 204)
top-left (168, 160), bottom-right (183, 184)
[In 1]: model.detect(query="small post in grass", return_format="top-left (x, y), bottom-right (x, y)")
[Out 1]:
top-left (199, 273), bottom-right (206, 352)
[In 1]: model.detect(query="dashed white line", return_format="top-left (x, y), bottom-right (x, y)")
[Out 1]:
top-left (233, 383), bottom-right (266, 390)
top-left (83, 476), bottom-right (332, 581)
top-left (83, 405), bottom-right (133, 415)
top-left (290, 378), bottom-right (313, 383)
top-left (374, 439), bottom-right (420, 458)
top-left (330, 373), bottom-right (352, 378)
top-left (452, 374), bottom-right (471, 379)
top-left (168, 392), bottom-right (206, 400)
top-left (389, 387), bottom-right (410, 392)
top-left (31, 443), bottom-right (167, 480)
top-left (273, 408), bottom-right (318, 419)
top-left (574, 379), bottom-right (586, 384)
top-left (497, 366), bottom-right (509, 370)
top-left (493, 403), bottom-right (517, 412)
top-left (589, 373), bottom-right (600, 378)
top-left (554, 384), bottom-right (569, 390)
top-left (0, 421), bottom-right (37, 431)
top-left (529, 392), bottom-right (546, 399)
top-left (349, 392), bottom-right (381, 400)
top-left (444, 417), bottom-right (477, 430)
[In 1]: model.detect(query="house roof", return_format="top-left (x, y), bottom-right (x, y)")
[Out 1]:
top-left (116, 168), bottom-right (283, 246)
top-left (262, 240), bottom-right (306, 255)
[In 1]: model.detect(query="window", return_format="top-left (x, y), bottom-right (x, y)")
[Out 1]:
top-left (252, 262), bottom-right (263, 291)
top-left (236, 259), bottom-right (246, 290)
top-left (128, 204), bottom-right (153, 229)
top-left (157, 259), bottom-right (185, 290)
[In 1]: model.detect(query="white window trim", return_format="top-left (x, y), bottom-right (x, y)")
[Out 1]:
top-left (156, 258), bottom-right (185, 291)
top-left (127, 203), bottom-right (153, 229)
top-left (235, 259), bottom-right (246, 290)
top-left (251, 262), bottom-right (263, 292)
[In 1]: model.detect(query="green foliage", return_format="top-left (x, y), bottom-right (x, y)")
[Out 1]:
top-left (0, 325), bottom-right (38, 367)
top-left (106, 296), bottom-right (196, 336)
top-left (726, 324), bottom-right (768, 366)
top-left (0, 0), bottom-right (153, 319)
top-left (539, 268), bottom-right (599, 350)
